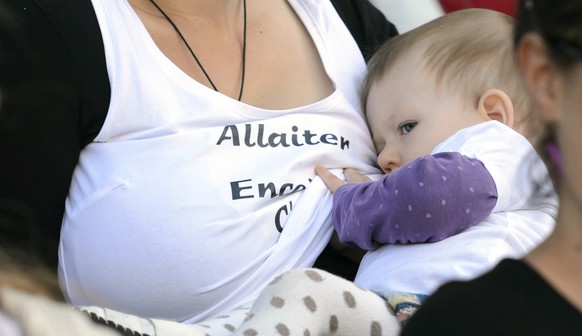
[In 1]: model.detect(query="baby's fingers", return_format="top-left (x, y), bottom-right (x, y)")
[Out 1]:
top-left (344, 168), bottom-right (371, 183)
top-left (315, 165), bottom-right (345, 193)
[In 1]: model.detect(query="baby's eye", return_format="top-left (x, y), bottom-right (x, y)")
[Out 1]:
top-left (399, 122), bottom-right (418, 135)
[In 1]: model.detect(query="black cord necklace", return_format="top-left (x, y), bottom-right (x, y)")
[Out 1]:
top-left (147, 0), bottom-right (247, 101)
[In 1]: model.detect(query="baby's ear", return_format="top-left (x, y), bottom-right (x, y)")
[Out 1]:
top-left (477, 89), bottom-right (514, 128)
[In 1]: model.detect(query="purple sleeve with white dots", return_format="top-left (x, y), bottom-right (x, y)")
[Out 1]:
top-left (332, 152), bottom-right (498, 250)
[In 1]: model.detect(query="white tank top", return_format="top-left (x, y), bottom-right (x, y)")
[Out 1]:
top-left (59, 0), bottom-right (378, 322)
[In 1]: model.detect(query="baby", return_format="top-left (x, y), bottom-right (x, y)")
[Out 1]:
top-left (233, 8), bottom-right (557, 336)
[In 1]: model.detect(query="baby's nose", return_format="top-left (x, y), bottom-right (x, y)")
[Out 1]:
top-left (377, 148), bottom-right (401, 174)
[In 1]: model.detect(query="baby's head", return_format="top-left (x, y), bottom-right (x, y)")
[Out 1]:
top-left (362, 9), bottom-right (537, 173)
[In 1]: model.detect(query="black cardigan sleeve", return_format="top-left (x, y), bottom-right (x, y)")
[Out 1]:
top-left (0, 0), bottom-right (109, 267)
top-left (330, 0), bottom-right (399, 60)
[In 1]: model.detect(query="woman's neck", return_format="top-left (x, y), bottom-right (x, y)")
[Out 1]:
top-left (130, 0), bottom-right (247, 40)
top-left (554, 181), bottom-right (582, 257)
top-left (525, 190), bottom-right (582, 311)
top-left (130, 0), bottom-right (243, 23)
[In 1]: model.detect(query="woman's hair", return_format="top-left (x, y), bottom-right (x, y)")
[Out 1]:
top-left (361, 9), bottom-right (537, 142)
top-left (514, 0), bottom-right (582, 183)
top-left (515, 0), bottom-right (582, 69)
top-left (0, 249), bottom-right (64, 301)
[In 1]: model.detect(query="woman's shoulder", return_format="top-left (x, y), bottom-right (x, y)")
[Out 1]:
top-left (329, 0), bottom-right (398, 60)
top-left (11, 0), bottom-right (111, 145)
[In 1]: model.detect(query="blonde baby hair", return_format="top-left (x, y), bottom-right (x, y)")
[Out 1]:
top-left (362, 8), bottom-right (540, 143)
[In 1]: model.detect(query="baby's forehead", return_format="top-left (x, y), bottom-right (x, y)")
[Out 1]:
top-left (366, 83), bottom-right (422, 117)
top-left (375, 56), bottom-right (450, 96)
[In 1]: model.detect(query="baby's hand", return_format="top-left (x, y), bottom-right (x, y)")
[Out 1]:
top-left (314, 165), bottom-right (345, 192)
top-left (315, 166), bottom-right (371, 193)
top-left (344, 168), bottom-right (371, 184)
